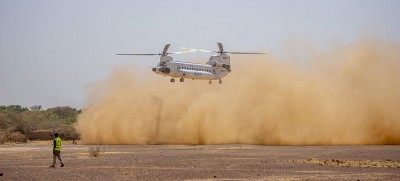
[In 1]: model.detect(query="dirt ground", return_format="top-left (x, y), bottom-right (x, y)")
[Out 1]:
top-left (0, 141), bottom-right (399, 180)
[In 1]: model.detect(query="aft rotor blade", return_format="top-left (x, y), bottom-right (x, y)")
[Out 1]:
top-left (116, 53), bottom-right (161, 56)
top-left (217, 42), bottom-right (224, 52)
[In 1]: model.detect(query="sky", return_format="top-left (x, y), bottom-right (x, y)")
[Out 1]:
top-left (1, 0), bottom-right (399, 109)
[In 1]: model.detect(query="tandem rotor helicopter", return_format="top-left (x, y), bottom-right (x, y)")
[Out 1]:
top-left (117, 43), bottom-right (264, 84)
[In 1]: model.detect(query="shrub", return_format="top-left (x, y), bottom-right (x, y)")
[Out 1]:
top-left (1, 132), bottom-right (26, 143)
top-left (88, 145), bottom-right (104, 157)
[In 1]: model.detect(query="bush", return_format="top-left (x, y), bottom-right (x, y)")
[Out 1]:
top-left (0, 131), bottom-right (5, 144)
top-left (1, 132), bottom-right (26, 143)
top-left (58, 125), bottom-right (80, 141)
top-left (88, 145), bottom-right (104, 157)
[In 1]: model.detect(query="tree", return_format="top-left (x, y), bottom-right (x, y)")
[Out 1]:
top-left (45, 106), bottom-right (78, 118)
top-left (0, 112), bottom-right (11, 130)
top-left (20, 111), bottom-right (46, 142)
top-left (0, 105), bottom-right (81, 142)
top-left (30, 105), bottom-right (42, 111)
top-left (0, 110), bottom-right (23, 132)
top-left (0, 105), bottom-right (28, 113)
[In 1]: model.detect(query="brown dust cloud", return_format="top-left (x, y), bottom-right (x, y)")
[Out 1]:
top-left (77, 38), bottom-right (400, 145)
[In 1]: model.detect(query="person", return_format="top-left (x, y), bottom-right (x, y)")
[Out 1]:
top-left (50, 133), bottom-right (64, 167)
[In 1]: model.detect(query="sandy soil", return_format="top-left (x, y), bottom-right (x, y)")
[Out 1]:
top-left (0, 141), bottom-right (399, 180)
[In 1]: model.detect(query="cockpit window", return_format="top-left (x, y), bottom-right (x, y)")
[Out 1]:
top-left (158, 62), bottom-right (167, 67)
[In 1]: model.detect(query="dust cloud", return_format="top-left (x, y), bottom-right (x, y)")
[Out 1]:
top-left (77, 38), bottom-right (400, 145)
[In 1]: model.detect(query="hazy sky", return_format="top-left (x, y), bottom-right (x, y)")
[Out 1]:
top-left (1, 0), bottom-right (399, 109)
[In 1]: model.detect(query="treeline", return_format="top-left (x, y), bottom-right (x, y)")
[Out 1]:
top-left (0, 105), bottom-right (80, 143)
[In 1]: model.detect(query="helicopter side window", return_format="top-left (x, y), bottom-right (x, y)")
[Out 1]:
top-left (158, 62), bottom-right (167, 67)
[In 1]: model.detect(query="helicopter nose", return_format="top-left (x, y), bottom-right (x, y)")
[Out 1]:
top-left (152, 68), bottom-right (156, 72)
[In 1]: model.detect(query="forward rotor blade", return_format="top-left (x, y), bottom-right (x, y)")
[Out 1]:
top-left (116, 53), bottom-right (160, 56)
top-left (227, 52), bottom-right (266, 54)
top-left (168, 51), bottom-right (191, 54)
top-left (116, 52), bottom-right (191, 55)
top-left (162, 44), bottom-right (171, 55)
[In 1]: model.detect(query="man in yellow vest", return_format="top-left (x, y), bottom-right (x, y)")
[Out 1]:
top-left (50, 133), bottom-right (64, 167)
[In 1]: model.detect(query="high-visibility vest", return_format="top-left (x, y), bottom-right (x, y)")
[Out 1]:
top-left (55, 137), bottom-right (62, 151)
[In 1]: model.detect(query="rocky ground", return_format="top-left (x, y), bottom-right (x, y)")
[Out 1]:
top-left (0, 141), bottom-right (399, 180)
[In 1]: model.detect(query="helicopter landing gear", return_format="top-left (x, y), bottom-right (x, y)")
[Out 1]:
top-left (219, 79), bottom-right (222, 84)
top-left (180, 78), bottom-right (184, 82)
top-left (209, 80), bottom-right (212, 84)
top-left (170, 78), bottom-right (175, 83)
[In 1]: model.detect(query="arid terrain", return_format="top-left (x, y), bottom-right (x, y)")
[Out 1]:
top-left (0, 141), bottom-right (399, 180)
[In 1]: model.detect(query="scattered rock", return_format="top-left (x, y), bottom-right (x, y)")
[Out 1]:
top-left (213, 176), bottom-right (216, 178)
top-left (0, 173), bottom-right (3, 176)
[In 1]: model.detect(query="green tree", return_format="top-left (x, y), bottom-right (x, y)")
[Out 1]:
top-left (0, 105), bottom-right (28, 113)
top-left (45, 106), bottom-right (78, 118)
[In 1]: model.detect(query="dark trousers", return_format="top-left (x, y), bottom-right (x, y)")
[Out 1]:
top-left (53, 150), bottom-right (64, 166)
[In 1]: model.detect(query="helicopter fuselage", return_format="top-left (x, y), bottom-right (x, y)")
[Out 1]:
top-left (153, 61), bottom-right (230, 81)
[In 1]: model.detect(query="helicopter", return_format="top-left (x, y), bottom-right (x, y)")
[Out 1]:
top-left (117, 43), bottom-right (264, 84)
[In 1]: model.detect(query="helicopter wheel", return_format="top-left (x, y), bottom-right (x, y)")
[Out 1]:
top-left (219, 80), bottom-right (222, 84)
top-left (170, 78), bottom-right (175, 83)
top-left (209, 80), bottom-right (212, 84)
top-left (180, 78), bottom-right (184, 82)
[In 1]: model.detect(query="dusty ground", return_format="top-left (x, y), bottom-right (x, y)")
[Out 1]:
top-left (0, 141), bottom-right (399, 180)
